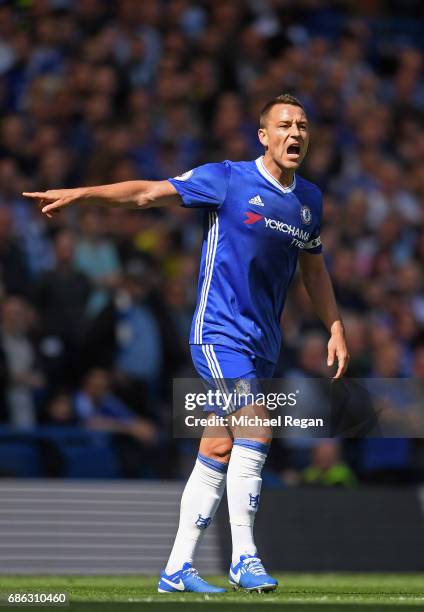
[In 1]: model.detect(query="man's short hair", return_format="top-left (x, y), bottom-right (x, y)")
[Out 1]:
top-left (259, 94), bottom-right (306, 127)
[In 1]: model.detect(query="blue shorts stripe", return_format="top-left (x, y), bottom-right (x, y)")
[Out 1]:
top-left (201, 345), bottom-right (231, 410)
top-left (198, 452), bottom-right (228, 473)
top-left (206, 345), bottom-right (236, 414)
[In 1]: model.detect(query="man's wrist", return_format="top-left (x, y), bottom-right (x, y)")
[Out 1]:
top-left (81, 186), bottom-right (105, 207)
top-left (82, 186), bottom-right (95, 202)
top-left (330, 320), bottom-right (344, 336)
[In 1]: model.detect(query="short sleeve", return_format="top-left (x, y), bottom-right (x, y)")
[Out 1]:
top-left (168, 162), bottom-right (231, 209)
top-left (303, 188), bottom-right (323, 255)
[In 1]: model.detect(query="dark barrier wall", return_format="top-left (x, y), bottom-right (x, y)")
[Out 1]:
top-left (0, 480), bottom-right (221, 575)
top-left (1, 481), bottom-right (424, 574)
top-left (217, 487), bottom-right (424, 572)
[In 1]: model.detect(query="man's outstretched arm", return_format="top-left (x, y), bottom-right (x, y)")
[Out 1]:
top-left (23, 180), bottom-right (180, 217)
top-left (298, 251), bottom-right (349, 378)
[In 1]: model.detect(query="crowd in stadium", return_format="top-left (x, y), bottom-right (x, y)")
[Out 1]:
top-left (0, 0), bottom-right (423, 482)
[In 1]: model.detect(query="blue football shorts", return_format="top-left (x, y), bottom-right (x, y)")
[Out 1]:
top-left (190, 344), bottom-right (276, 415)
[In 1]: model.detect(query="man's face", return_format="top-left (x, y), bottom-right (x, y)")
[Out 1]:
top-left (258, 104), bottom-right (309, 170)
top-left (55, 232), bottom-right (75, 264)
top-left (85, 370), bottom-right (109, 401)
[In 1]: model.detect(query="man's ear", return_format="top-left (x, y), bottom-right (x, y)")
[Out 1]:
top-left (258, 128), bottom-right (268, 149)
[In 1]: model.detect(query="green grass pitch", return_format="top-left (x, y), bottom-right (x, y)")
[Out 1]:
top-left (1, 574), bottom-right (424, 610)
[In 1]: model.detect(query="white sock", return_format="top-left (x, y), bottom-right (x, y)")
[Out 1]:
top-left (226, 439), bottom-right (269, 565)
top-left (165, 453), bottom-right (227, 574)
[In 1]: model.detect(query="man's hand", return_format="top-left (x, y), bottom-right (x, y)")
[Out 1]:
top-left (131, 418), bottom-right (158, 445)
top-left (327, 321), bottom-right (349, 379)
top-left (23, 180), bottom-right (181, 216)
top-left (23, 188), bottom-right (86, 218)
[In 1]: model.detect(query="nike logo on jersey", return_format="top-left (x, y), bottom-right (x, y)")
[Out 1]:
top-left (248, 195), bottom-right (264, 206)
top-left (160, 576), bottom-right (185, 590)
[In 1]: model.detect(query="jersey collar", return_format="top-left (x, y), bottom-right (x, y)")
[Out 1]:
top-left (255, 156), bottom-right (296, 193)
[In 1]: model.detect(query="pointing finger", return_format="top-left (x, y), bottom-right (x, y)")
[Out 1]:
top-left (333, 353), bottom-right (349, 379)
top-left (23, 192), bottom-right (50, 199)
top-left (333, 359), bottom-right (344, 379)
top-left (41, 199), bottom-right (68, 213)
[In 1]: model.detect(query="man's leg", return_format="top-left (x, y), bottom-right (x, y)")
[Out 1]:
top-left (226, 403), bottom-right (277, 590)
top-left (165, 420), bottom-right (232, 574)
top-left (227, 436), bottom-right (270, 563)
top-left (227, 403), bottom-right (272, 562)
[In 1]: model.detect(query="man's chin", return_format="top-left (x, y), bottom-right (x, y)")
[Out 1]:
top-left (282, 159), bottom-right (301, 169)
top-left (273, 155), bottom-right (302, 171)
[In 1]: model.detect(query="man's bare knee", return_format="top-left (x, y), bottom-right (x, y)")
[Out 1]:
top-left (199, 437), bottom-right (233, 463)
top-left (229, 403), bottom-right (273, 444)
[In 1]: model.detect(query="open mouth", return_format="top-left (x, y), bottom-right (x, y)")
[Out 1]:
top-left (287, 143), bottom-right (301, 156)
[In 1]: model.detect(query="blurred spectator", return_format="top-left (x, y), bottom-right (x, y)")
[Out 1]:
top-left (74, 368), bottom-right (160, 478)
top-left (0, 296), bottom-right (45, 427)
top-left (41, 391), bottom-right (76, 426)
top-left (113, 261), bottom-right (163, 410)
top-left (302, 441), bottom-right (358, 487)
top-left (371, 339), bottom-right (404, 378)
top-left (33, 229), bottom-right (91, 387)
top-left (0, 206), bottom-right (30, 298)
top-left (74, 368), bottom-right (157, 440)
top-left (74, 209), bottom-right (122, 316)
top-left (330, 248), bottom-right (366, 313)
top-left (343, 314), bottom-right (371, 376)
top-left (274, 333), bottom-right (332, 481)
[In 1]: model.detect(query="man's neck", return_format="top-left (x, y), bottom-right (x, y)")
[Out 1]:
top-left (262, 153), bottom-right (295, 187)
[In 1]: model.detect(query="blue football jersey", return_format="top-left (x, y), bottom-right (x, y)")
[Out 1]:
top-left (168, 156), bottom-right (323, 364)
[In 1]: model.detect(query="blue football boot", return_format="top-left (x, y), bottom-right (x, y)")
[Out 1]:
top-left (229, 554), bottom-right (278, 592)
top-left (158, 562), bottom-right (226, 593)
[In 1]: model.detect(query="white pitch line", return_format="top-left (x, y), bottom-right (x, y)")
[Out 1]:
top-left (0, 509), bottom-right (176, 517)
top-left (0, 520), bottom-right (177, 527)
top-left (0, 498), bottom-right (179, 506)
